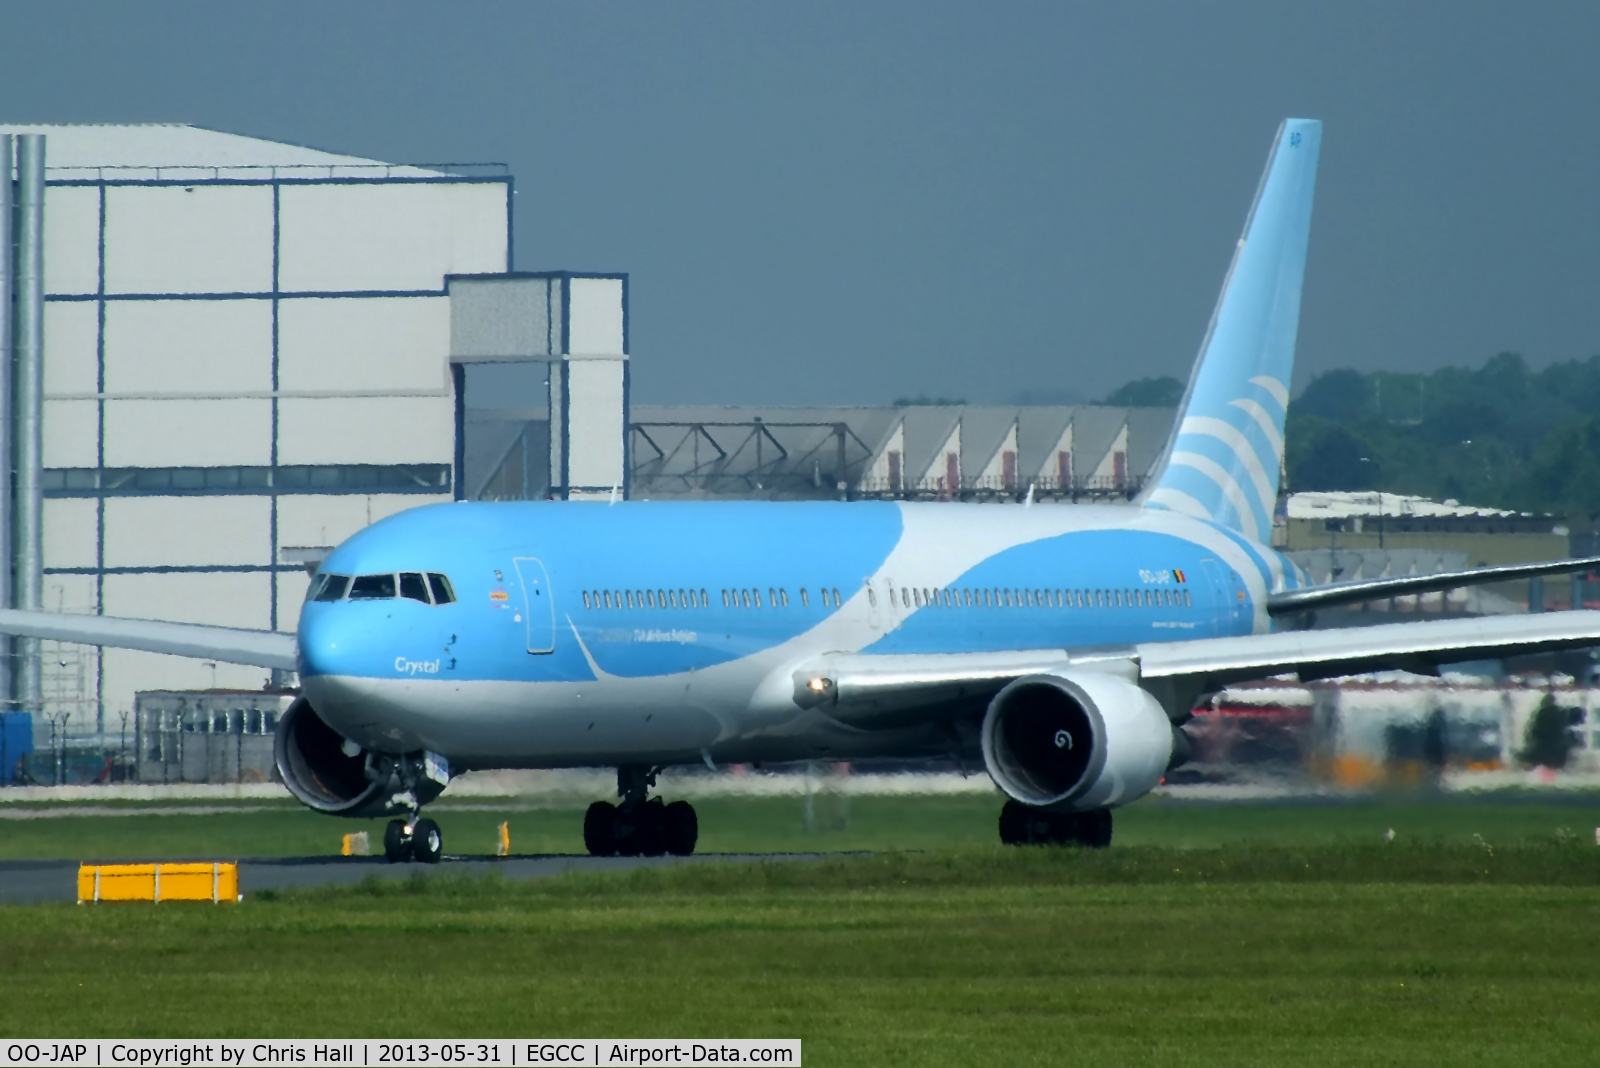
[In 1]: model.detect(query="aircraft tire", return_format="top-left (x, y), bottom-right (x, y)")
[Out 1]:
top-left (1078, 808), bottom-right (1112, 849)
top-left (584, 801), bottom-right (618, 856)
top-left (413, 817), bottom-right (444, 864)
top-left (998, 800), bottom-right (1030, 845)
top-left (639, 798), bottom-right (668, 857)
top-left (384, 819), bottom-right (412, 863)
top-left (1047, 812), bottom-right (1084, 847)
top-left (664, 800), bottom-right (698, 856)
top-left (614, 816), bottom-right (642, 857)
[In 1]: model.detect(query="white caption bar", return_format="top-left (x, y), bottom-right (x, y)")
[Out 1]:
top-left (0, 1043), bottom-right (801, 1068)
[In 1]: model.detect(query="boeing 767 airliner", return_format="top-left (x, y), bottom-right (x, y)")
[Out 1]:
top-left (6, 118), bottom-right (1600, 862)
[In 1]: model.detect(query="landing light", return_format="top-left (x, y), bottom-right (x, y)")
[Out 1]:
top-left (807, 677), bottom-right (834, 693)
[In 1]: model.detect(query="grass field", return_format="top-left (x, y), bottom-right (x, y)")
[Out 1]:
top-left (5, 795), bottom-right (1600, 1063)
top-left (5, 790), bottom-right (1600, 859)
top-left (3, 845), bottom-right (1600, 1064)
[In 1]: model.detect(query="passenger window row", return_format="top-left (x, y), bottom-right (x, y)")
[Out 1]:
top-left (894, 585), bottom-right (1193, 609)
top-left (583, 589), bottom-right (709, 610)
top-left (310, 572), bottom-right (457, 605)
top-left (581, 587), bottom-right (847, 611)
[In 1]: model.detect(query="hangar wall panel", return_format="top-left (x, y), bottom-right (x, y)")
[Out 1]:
top-left (44, 186), bottom-right (102, 296)
top-left (104, 648), bottom-right (268, 708)
top-left (104, 185), bottom-right (274, 294)
top-left (43, 301), bottom-right (100, 394)
top-left (100, 572), bottom-right (277, 724)
top-left (103, 571), bottom-right (272, 629)
top-left (104, 497), bottom-right (268, 568)
top-left (276, 397), bottom-right (453, 465)
top-left (277, 183), bottom-right (508, 292)
top-left (43, 400), bottom-right (100, 468)
top-left (278, 297), bottom-right (450, 393)
top-left (566, 359), bottom-right (626, 490)
top-left (276, 571), bottom-right (312, 634)
top-left (276, 493), bottom-right (445, 550)
top-left (568, 278), bottom-right (625, 354)
top-left (42, 573), bottom-right (98, 616)
top-left (449, 276), bottom-right (556, 359)
top-left (43, 498), bottom-right (100, 570)
top-left (103, 398), bottom-right (272, 467)
top-left (104, 300), bottom-right (273, 393)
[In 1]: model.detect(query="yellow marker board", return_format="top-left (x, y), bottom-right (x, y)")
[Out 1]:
top-left (78, 862), bottom-right (239, 904)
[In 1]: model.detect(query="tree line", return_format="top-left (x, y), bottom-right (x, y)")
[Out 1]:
top-left (1097, 354), bottom-right (1600, 515)
top-left (1284, 353), bottom-right (1600, 515)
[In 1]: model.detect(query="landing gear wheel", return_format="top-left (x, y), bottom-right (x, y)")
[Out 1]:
top-left (997, 801), bottom-right (1112, 848)
top-left (584, 801), bottom-right (618, 856)
top-left (1046, 812), bottom-right (1084, 847)
top-left (614, 806), bottom-right (643, 857)
top-left (1078, 808), bottom-right (1112, 848)
top-left (664, 800), bottom-right (698, 856)
top-left (413, 817), bottom-right (443, 863)
top-left (999, 800), bottom-right (1029, 845)
top-left (998, 799), bottom-right (1055, 846)
top-left (638, 799), bottom-right (668, 857)
top-left (384, 819), bottom-right (412, 863)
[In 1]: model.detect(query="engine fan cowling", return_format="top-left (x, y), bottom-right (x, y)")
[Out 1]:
top-left (981, 671), bottom-right (1174, 811)
top-left (274, 696), bottom-right (438, 818)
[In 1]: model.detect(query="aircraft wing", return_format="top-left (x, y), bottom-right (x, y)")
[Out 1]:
top-left (1137, 610), bottom-right (1600, 686)
top-left (0, 609), bottom-right (298, 671)
top-left (793, 611), bottom-right (1600, 726)
top-left (1267, 555), bottom-right (1600, 616)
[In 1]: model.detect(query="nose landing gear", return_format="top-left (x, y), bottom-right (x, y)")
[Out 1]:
top-left (998, 799), bottom-right (1112, 848)
top-left (383, 815), bottom-right (444, 863)
top-left (583, 765), bottom-right (699, 857)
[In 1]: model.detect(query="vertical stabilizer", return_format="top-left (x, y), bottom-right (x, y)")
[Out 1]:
top-left (1139, 119), bottom-right (1321, 543)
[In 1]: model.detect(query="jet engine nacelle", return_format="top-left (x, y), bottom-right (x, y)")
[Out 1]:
top-left (980, 671), bottom-right (1175, 811)
top-left (274, 696), bottom-right (444, 817)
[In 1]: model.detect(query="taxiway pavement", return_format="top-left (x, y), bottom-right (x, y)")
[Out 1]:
top-left (0, 852), bottom-right (829, 905)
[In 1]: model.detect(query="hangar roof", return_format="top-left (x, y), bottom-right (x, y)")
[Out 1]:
top-left (958, 407), bottom-right (1019, 477)
top-left (619, 403), bottom-right (1177, 500)
top-left (0, 123), bottom-right (450, 179)
top-left (1015, 406), bottom-right (1075, 480)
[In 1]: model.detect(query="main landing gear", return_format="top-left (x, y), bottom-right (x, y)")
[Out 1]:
top-left (999, 799), bottom-right (1112, 848)
top-left (384, 815), bottom-right (444, 864)
top-left (584, 765), bottom-right (699, 857)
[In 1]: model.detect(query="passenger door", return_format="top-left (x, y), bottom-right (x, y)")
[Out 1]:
top-left (513, 557), bottom-right (557, 654)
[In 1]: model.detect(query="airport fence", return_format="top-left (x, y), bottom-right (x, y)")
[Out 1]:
top-left (4, 689), bottom-right (294, 787)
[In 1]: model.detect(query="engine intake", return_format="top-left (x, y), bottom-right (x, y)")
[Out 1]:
top-left (981, 671), bottom-right (1175, 810)
top-left (274, 696), bottom-right (444, 817)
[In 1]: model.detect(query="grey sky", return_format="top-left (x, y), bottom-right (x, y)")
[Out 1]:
top-left (2, 1), bottom-right (1597, 406)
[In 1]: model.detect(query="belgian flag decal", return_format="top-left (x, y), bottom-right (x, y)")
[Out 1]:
top-left (1173, 569), bottom-right (1187, 583)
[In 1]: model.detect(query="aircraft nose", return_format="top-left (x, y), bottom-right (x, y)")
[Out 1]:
top-left (297, 605), bottom-right (365, 679)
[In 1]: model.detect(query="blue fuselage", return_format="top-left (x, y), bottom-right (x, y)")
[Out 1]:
top-left (296, 500), bottom-right (1302, 768)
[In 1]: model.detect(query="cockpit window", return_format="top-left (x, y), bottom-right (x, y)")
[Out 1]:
top-left (312, 574), bottom-right (350, 602)
top-left (349, 573), bottom-right (397, 600)
top-left (427, 573), bottom-right (456, 605)
top-left (314, 571), bottom-right (455, 604)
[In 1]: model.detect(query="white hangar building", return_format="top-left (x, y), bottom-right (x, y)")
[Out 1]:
top-left (4, 125), bottom-right (628, 733)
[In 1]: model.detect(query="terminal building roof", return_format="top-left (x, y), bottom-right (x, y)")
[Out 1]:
top-left (1287, 490), bottom-right (1527, 520)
